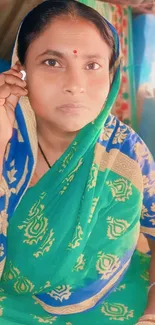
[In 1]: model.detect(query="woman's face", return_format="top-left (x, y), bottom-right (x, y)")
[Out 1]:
top-left (22, 16), bottom-right (111, 132)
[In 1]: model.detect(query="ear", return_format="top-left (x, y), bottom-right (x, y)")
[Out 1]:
top-left (15, 60), bottom-right (25, 71)
top-left (16, 60), bottom-right (21, 65)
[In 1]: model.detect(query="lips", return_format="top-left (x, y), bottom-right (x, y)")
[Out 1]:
top-left (57, 103), bottom-right (87, 113)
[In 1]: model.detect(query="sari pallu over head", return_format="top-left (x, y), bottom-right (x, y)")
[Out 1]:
top-left (0, 0), bottom-right (142, 316)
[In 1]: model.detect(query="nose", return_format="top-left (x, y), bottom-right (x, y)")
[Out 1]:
top-left (62, 69), bottom-right (85, 95)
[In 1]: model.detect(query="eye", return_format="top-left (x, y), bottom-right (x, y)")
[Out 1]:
top-left (44, 59), bottom-right (61, 67)
top-left (86, 62), bottom-right (100, 70)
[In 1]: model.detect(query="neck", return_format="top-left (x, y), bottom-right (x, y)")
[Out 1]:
top-left (37, 118), bottom-right (77, 156)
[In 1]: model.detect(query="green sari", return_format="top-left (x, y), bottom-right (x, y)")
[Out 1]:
top-left (0, 1), bottom-right (155, 324)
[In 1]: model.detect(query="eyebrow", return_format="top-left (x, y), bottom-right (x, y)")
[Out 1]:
top-left (36, 49), bottom-right (105, 60)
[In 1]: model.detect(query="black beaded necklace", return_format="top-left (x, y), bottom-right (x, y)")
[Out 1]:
top-left (38, 142), bottom-right (51, 169)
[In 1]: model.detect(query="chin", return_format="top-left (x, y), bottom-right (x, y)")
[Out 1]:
top-left (60, 120), bottom-right (91, 133)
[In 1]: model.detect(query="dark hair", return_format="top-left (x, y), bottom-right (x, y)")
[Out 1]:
top-left (17, 0), bottom-right (116, 68)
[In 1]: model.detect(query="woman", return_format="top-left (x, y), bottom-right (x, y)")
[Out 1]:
top-left (0, 1), bottom-right (155, 324)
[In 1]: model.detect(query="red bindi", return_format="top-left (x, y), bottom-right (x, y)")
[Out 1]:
top-left (73, 50), bottom-right (77, 54)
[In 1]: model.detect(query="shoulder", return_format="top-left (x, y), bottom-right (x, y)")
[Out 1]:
top-left (97, 115), bottom-right (155, 198)
top-left (98, 114), bottom-right (153, 167)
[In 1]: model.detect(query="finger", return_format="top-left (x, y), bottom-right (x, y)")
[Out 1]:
top-left (4, 92), bottom-right (27, 114)
top-left (9, 64), bottom-right (22, 78)
top-left (3, 74), bottom-right (26, 88)
top-left (0, 83), bottom-right (27, 99)
top-left (11, 64), bottom-right (21, 72)
top-left (10, 84), bottom-right (28, 97)
top-left (0, 64), bottom-right (20, 75)
top-left (3, 69), bottom-right (23, 79)
top-left (3, 93), bottom-right (24, 112)
top-left (0, 69), bottom-right (24, 87)
top-left (0, 98), bottom-right (5, 106)
top-left (4, 99), bottom-right (17, 112)
top-left (0, 73), bottom-right (5, 87)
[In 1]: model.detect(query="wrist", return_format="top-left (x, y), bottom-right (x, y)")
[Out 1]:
top-left (0, 139), bottom-right (8, 153)
top-left (0, 135), bottom-right (9, 144)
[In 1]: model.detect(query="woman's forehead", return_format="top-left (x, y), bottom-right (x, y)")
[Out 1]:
top-left (37, 17), bottom-right (103, 41)
top-left (27, 17), bottom-right (110, 58)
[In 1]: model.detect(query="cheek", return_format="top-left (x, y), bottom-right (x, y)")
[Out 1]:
top-left (88, 73), bottom-right (110, 100)
top-left (27, 83), bottom-right (48, 116)
top-left (28, 72), bottom-right (53, 93)
top-left (27, 74), bottom-right (58, 111)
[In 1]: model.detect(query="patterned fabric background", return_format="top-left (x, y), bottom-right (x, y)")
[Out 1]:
top-left (80, 0), bottom-right (137, 130)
